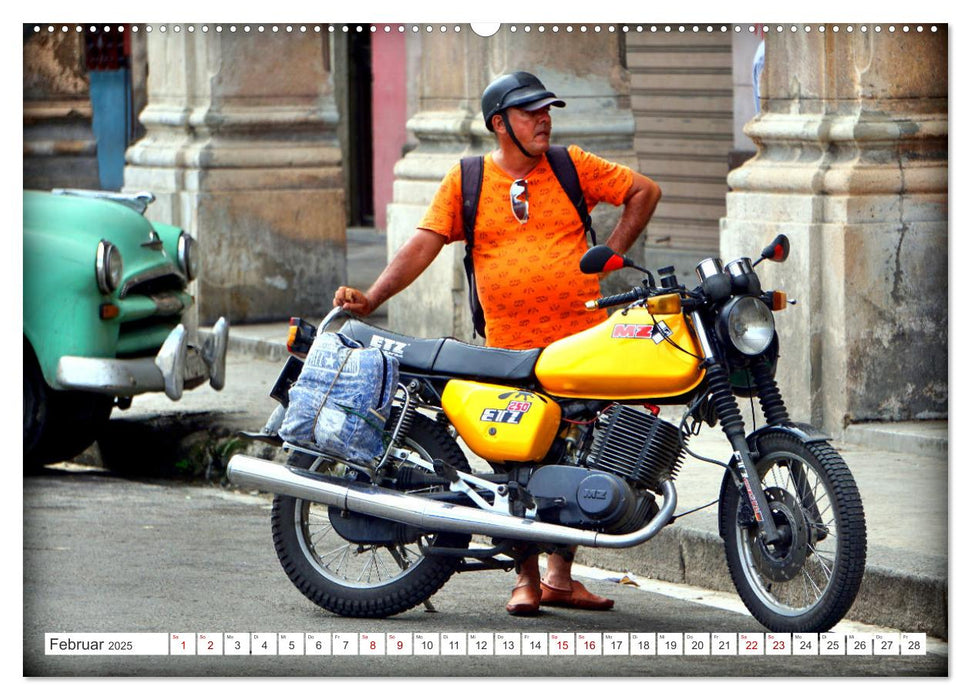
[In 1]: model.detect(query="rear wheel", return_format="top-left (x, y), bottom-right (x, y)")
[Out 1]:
top-left (720, 432), bottom-right (867, 633)
top-left (271, 411), bottom-right (471, 618)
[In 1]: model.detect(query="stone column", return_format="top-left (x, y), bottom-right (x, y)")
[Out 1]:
top-left (23, 29), bottom-right (100, 190)
top-left (124, 29), bottom-right (345, 325)
top-left (386, 26), bottom-right (637, 341)
top-left (721, 26), bottom-right (947, 434)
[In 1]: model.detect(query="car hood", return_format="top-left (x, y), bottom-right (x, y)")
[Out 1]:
top-left (23, 190), bottom-right (184, 292)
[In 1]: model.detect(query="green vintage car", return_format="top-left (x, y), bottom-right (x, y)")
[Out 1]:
top-left (23, 189), bottom-right (229, 465)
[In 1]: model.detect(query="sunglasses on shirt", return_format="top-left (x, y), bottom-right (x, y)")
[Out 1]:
top-left (510, 178), bottom-right (529, 224)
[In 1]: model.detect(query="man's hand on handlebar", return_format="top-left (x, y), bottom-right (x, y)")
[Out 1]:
top-left (333, 286), bottom-right (375, 316)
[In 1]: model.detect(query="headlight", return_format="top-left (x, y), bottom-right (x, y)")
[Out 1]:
top-left (178, 232), bottom-right (198, 281)
top-left (721, 296), bottom-right (775, 355)
top-left (95, 240), bottom-right (123, 294)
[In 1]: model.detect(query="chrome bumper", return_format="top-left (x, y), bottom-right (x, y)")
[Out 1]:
top-left (55, 317), bottom-right (229, 400)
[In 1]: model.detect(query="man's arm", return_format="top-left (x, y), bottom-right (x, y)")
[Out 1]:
top-left (603, 172), bottom-right (662, 255)
top-left (333, 229), bottom-right (446, 315)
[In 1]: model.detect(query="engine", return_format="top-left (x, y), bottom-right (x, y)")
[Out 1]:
top-left (520, 406), bottom-right (685, 534)
top-left (525, 465), bottom-right (658, 534)
top-left (584, 404), bottom-right (686, 492)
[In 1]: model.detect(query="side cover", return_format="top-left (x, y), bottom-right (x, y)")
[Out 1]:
top-left (442, 380), bottom-right (562, 463)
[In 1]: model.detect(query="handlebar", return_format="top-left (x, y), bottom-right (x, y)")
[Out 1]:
top-left (584, 287), bottom-right (651, 310)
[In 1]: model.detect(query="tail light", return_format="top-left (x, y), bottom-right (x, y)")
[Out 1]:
top-left (286, 317), bottom-right (317, 356)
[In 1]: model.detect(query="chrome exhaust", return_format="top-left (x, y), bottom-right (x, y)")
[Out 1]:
top-left (227, 455), bottom-right (677, 549)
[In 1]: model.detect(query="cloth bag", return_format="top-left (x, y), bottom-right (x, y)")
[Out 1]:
top-left (279, 331), bottom-right (399, 463)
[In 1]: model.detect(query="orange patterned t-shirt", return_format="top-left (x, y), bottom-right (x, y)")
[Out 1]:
top-left (418, 145), bottom-right (634, 350)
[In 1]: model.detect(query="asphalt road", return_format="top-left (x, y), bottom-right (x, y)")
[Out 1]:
top-left (23, 465), bottom-right (946, 678)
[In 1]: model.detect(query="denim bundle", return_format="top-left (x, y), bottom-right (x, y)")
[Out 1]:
top-left (279, 332), bottom-right (399, 463)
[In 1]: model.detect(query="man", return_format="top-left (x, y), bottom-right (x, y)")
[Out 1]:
top-left (334, 71), bottom-right (661, 615)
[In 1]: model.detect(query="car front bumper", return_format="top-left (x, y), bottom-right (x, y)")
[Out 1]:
top-left (55, 317), bottom-right (229, 400)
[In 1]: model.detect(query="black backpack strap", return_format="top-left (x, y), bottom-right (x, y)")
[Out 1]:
top-left (460, 156), bottom-right (484, 245)
top-left (460, 156), bottom-right (487, 338)
top-left (546, 144), bottom-right (597, 245)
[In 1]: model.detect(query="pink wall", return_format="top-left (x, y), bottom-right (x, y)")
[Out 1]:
top-left (370, 32), bottom-right (408, 232)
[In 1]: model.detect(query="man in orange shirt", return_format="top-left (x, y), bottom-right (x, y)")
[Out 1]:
top-left (335, 71), bottom-right (661, 615)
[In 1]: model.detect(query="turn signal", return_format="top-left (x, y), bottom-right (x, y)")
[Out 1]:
top-left (286, 324), bottom-right (299, 352)
top-left (646, 293), bottom-right (682, 315)
top-left (771, 291), bottom-right (788, 311)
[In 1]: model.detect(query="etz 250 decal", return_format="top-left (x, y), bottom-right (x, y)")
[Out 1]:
top-left (480, 399), bottom-right (533, 424)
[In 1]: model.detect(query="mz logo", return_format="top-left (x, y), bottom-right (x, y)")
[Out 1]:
top-left (611, 324), bottom-right (654, 339)
top-left (581, 489), bottom-right (608, 500)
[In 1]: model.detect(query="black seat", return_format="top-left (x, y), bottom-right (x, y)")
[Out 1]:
top-left (339, 319), bottom-right (539, 383)
top-left (432, 338), bottom-right (539, 382)
top-left (340, 319), bottom-right (445, 372)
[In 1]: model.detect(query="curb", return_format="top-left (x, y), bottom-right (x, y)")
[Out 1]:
top-left (571, 526), bottom-right (947, 640)
top-left (843, 421), bottom-right (948, 458)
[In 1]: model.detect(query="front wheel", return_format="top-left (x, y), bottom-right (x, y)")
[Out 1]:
top-left (719, 432), bottom-right (867, 633)
top-left (271, 411), bottom-right (472, 618)
top-left (24, 341), bottom-right (112, 467)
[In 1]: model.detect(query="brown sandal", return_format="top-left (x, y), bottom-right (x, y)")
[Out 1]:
top-left (539, 580), bottom-right (614, 610)
top-left (506, 583), bottom-right (541, 616)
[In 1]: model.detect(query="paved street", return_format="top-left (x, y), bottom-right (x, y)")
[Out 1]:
top-left (24, 464), bottom-right (945, 677)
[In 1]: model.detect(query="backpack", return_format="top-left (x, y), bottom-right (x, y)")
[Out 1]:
top-left (460, 144), bottom-right (597, 339)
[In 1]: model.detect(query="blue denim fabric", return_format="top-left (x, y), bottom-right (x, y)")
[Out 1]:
top-left (279, 332), bottom-right (399, 463)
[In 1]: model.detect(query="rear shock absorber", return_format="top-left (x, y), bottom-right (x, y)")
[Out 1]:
top-left (750, 359), bottom-right (790, 426)
top-left (375, 382), bottom-right (418, 473)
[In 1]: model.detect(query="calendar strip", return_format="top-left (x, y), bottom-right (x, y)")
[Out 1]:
top-left (44, 632), bottom-right (928, 656)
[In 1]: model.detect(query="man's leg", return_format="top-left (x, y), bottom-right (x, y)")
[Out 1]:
top-left (506, 552), bottom-right (542, 616)
top-left (539, 547), bottom-right (614, 610)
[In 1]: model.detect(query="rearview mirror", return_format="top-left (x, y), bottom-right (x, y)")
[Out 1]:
top-left (579, 245), bottom-right (632, 274)
top-left (759, 234), bottom-right (790, 264)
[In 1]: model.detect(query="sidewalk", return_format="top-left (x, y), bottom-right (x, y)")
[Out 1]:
top-left (207, 227), bottom-right (949, 639)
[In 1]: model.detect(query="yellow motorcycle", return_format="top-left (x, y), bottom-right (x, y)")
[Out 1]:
top-left (229, 235), bottom-right (867, 632)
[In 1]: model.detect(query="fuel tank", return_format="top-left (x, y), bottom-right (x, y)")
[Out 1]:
top-left (441, 380), bottom-right (562, 463)
top-left (534, 308), bottom-right (705, 400)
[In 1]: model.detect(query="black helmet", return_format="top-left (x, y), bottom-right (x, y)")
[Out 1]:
top-left (481, 71), bottom-right (565, 132)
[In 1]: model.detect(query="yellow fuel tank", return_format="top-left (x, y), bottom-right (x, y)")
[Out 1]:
top-left (441, 380), bottom-right (562, 463)
top-left (534, 308), bottom-right (705, 400)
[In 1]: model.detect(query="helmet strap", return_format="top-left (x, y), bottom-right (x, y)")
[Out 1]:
top-left (501, 111), bottom-right (536, 159)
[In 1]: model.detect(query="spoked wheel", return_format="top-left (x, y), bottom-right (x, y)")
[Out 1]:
top-left (271, 411), bottom-right (471, 618)
top-left (720, 432), bottom-right (867, 633)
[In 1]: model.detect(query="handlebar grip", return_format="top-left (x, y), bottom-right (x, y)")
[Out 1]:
top-left (585, 288), bottom-right (648, 310)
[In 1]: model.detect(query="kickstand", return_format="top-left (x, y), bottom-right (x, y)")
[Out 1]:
top-left (422, 598), bottom-right (437, 613)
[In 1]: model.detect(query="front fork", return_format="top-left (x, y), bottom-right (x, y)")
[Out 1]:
top-left (690, 312), bottom-right (782, 544)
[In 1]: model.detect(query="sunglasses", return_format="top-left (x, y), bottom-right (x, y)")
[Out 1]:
top-left (510, 178), bottom-right (529, 224)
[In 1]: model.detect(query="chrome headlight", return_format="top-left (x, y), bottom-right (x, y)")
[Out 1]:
top-left (721, 296), bottom-right (775, 355)
top-left (177, 232), bottom-right (198, 281)
top-left (95, 240), bottom-right (123, 294)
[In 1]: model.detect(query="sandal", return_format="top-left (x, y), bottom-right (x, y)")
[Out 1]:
top-left (506, 582), bottom-right (541, 616)
top-left (539, 580), bottom-right (614, 610)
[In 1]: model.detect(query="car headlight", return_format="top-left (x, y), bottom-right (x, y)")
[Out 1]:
top-left (721, 296), bottom-right (775, 355)
top-left (178, 232), bottom-right (198, 281)
top-left (95, 240), bottom-right (123, 294)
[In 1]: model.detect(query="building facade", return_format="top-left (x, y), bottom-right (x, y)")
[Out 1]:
top-left (23, 22), bottom-right (947, 436)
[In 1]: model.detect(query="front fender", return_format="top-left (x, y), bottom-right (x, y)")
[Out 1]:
top-left (24, 234), bottom-right (117, 387)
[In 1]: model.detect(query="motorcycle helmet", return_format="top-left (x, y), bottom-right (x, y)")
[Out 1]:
top-left (481, 71), bottom-right (565, 133)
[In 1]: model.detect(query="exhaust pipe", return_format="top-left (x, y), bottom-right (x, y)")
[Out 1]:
top-left (227, 455), bottom-right (677, 549)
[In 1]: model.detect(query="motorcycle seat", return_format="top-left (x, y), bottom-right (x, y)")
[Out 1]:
top-left (340, 319), bottom-right (540, 382)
